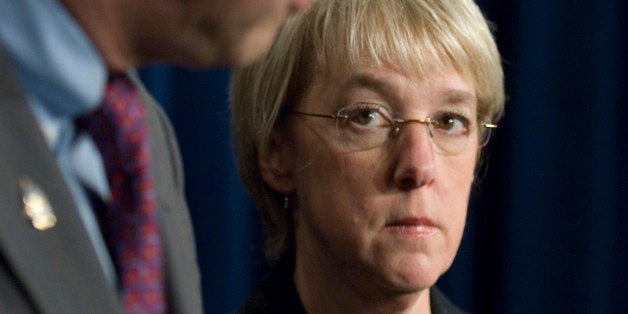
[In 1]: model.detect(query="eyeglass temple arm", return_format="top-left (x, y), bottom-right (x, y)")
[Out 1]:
top-left (289, 110), bottom-right (347, 120)
top-left (402, 119), bottom-right (498, 129)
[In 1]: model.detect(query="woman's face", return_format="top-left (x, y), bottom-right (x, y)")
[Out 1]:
top-left (264, 66), bottom-right (479, 295)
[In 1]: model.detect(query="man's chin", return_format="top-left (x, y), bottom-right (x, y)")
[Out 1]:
top-left (224, 29), bottom-right (278, 68)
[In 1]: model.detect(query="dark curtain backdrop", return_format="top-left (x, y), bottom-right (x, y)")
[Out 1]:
top-left (139, 1), bottom-right (627, 312)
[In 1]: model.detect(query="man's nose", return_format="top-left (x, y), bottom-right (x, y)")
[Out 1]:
top-left (289, 0), bottom-right (313, 12)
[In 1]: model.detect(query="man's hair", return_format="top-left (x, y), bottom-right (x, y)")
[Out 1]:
top-left (230, 0), bottom-right (505, 260)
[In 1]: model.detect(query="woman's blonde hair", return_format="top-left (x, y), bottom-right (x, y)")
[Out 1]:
top-left (231, 0), bottom-right (505, 260)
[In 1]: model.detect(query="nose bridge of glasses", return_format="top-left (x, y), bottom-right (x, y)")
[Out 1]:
top-left (387, 117), bottom-right (441, 160)
top-left (391, 118), bottom-right (433, 139)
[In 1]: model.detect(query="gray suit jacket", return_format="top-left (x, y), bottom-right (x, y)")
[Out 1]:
top-left (0, 49), bottom-right (202, 313)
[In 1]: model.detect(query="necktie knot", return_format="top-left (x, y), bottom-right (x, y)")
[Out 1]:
top-left (77, 74), bottom-right (149, 174)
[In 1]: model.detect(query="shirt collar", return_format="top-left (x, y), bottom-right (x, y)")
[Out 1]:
top-left (0, 0), bottom-right (107, 118)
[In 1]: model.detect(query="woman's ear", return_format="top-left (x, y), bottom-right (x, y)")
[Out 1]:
top-left (259, 129), bottom-right (294, 194)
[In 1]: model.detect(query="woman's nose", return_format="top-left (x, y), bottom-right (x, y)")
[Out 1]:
top-left (392, 123), bottom-right (436, 191)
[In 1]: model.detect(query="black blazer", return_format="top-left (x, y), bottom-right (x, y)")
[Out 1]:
top-left (0, 47), bottom-right (202, 313)
top-left (238, 255), bottom-right (467, 314)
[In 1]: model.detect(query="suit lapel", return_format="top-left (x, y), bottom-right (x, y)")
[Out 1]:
top-left (133, 74), bottom-right (203, 313)
top-left (0, 50), bottom-right (122, 313)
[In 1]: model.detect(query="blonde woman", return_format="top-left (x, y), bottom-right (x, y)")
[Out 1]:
top-left (231, 0), bottom-right (504, 312)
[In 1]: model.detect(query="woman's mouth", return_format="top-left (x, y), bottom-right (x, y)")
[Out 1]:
top-left (385, 217), bottom-right (438, 236)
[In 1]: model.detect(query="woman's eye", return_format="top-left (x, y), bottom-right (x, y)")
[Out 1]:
top-left (433, 112), bottom-right (470, 134)
top-left (353, 110), bottom-right (378, 126)
top-left (343, 106), bottom-right (390, 127)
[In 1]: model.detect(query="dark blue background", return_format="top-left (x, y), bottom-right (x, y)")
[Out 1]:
top-left (140, 1), bottom-right (627, 312)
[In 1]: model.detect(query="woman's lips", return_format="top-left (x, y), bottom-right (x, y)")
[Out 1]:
top-left (385, 217), bottom-right (438, 236)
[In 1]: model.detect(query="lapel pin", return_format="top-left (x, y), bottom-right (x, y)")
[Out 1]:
top-left (19, 176), bottom-right (57, 231)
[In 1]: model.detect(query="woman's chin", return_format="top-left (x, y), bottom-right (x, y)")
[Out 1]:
top-left (376, 255), bottom-right (447, 294)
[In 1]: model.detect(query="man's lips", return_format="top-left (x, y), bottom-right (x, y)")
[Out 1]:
top-left (384, 217), bottom-right (438, 236)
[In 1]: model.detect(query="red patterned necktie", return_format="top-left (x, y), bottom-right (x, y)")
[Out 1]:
top-left (76, 74), bottom-right (166, 313)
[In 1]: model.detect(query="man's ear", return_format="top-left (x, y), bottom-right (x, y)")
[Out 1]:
top-left (259, 129), bottom-right (294, 194)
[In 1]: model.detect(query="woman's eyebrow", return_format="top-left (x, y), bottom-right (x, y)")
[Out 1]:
top-left (442, 89), bottom-right (476, 105)
top-left (337, 74), bottom-right (478, 111)
top-left (340, 74), bottom-right (396, 97)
